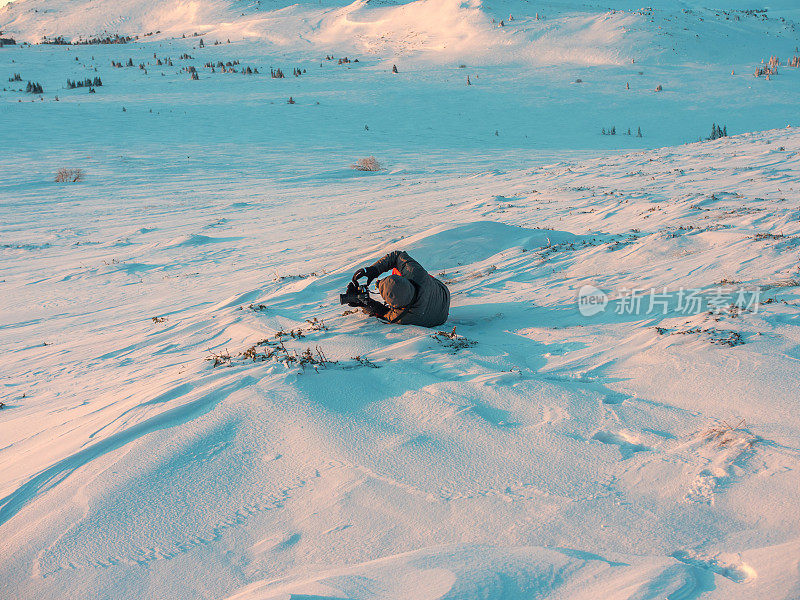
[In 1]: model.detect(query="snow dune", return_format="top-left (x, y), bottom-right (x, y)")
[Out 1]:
top-left (223, 544), bottom-right (714, 600)
top-left (2, 126), bottom-right (800, 599)
top-left (373, 221), bottom-right (581, 271)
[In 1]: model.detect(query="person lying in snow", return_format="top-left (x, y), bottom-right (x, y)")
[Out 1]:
top-left (351, 250), bottom-right (450, 327)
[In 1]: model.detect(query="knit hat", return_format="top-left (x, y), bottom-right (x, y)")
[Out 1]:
top-left (378, 274), bottom-right (415, 308)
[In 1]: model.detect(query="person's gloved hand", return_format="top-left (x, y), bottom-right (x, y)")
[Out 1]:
top-left (362, 305), bottom-right (379, 317)
top-left (352, 267), bottom-right (376, 286)
top-left (362, 298), bottom-right (389, 319)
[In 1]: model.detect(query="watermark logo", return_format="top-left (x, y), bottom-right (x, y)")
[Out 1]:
top-left (577, 285), bottom-right (608, 316)
top-left (576, 285), bottom-right (762, 318)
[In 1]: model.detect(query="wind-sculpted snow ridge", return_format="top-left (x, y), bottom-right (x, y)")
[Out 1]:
top-left (2, 126), bottom-right (800, 599)
top-left (222, 544), bottom-right (719, 600)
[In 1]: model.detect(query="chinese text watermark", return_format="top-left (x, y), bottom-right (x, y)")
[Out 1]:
top-left (577, 285), bottom-right (761, 317)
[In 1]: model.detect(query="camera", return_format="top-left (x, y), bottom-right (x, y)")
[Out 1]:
top-left (339, 281), bottom-right (371, 306)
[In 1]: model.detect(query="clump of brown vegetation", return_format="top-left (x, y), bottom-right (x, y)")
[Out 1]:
top-left (55, 168), bottom-right (85, 182)
top-left (209, 340), bottom-right (345, 373)
top-left (273, 270), bottom-right (326, 282)
top-left (352, 156), bottom-right (381, 172)
top-left (207, 348), bottom-right (232, 367)
top-left (205, 317), bottom-right (378, 372)
top-left (752, 232), bottom-right (786, 241)
top-left (298, 346), bottom-right (334, 372)
top-left (305, 317), bottom-right (328, 331)
top-left (702, 418), bottom-right (758, 449)
top-left (654, 326), bottom-right (744, 347)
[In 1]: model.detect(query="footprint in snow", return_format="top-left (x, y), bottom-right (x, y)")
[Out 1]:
top-left (672, 550), bottom-right (757, 583)
top-left (274, 533), bottom-right (301, 551)
top-left (592, 430), bottom-right (651, 459)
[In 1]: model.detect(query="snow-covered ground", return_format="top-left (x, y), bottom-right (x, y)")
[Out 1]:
top-left (2, 1), bottom-right (800, 599)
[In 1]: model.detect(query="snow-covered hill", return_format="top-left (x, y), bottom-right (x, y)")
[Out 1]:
top-left (1, 1), bottom-right (800, 599)
top-left (3, 0), bottom-right (800, 65)
top-left (3, 116), bottom-right (800, 597)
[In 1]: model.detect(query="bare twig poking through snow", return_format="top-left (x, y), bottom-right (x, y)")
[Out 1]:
top-left (352, 355), bottom-right (380, 368)
top-left (298, 346), bottom-right (336, 372)
top-left (352, 156), bottom-right (381, 171)
top-left (206, 348), bottom-right (232, 367)
top-left (654, 326), bottom-right (744, 347)
top-left (305, 317), bottom-right (328, 331)
top-left (273, 270), bottom-right (326, 281)
top-left (55, 168), bottom-right (84, 182)
top-left (431, 326), bottom-right (477, 352)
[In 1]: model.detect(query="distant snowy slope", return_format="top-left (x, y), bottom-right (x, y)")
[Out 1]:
top-left (3, 0), bottom-right (799, 66)
top-left (0, 0), bottom-right (246, 41)
top-left (0, 0), bottom-right (672, 65)
top-left (0, 0), bottom-right (642, 65)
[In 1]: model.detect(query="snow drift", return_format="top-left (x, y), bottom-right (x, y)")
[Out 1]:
top-left (3, 125), bottom-right (800, 599)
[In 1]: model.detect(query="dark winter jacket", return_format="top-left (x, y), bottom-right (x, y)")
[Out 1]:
top-left (364, 250), bottom-right (450, 327)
